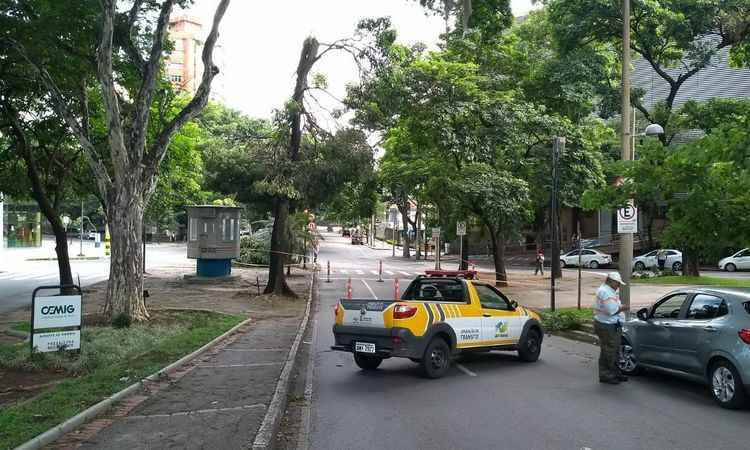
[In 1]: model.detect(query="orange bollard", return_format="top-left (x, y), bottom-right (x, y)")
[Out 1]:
top-left (394, 278), bottom-right (400, 300)
top-left (347, 277), bottom-right (353, 299)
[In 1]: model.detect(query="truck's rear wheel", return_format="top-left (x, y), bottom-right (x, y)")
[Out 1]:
top-left (420, 337), bottom-right (451, 379)
top-left (518, 328), bottom-right (542, 362)
top-left (354, 353), bottom-right (383, 371)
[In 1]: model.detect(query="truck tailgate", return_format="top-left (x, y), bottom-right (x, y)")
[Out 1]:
top-left (338, 299), bottom-right (395, 327)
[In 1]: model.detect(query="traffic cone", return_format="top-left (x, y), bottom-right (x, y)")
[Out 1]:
top-left (394, 278), bottom-right (400, 300)
top-left (346, 277), bottom-right (353, 299)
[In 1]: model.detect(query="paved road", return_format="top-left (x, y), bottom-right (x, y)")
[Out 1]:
top-left (308, 233), bottom-right (749, 450)
top-left (0, 240), bottom-right (189, 315)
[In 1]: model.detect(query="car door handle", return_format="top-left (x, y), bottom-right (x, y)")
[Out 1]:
top-left (703, 326), bottom-right (719, 333)
top-left (482, 313), bottom-right (491, 318)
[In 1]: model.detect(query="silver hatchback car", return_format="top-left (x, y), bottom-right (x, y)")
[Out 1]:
top-left (619, 288), bottom-right (750, 409)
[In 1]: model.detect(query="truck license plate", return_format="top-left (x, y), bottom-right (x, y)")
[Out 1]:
top-left (355, 342), bottom-right (376, 353)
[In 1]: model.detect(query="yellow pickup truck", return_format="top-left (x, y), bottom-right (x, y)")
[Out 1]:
top-left (331, 271), bottom-right (543, 378)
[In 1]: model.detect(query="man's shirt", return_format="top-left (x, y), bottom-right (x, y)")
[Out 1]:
top-left (594, 283), bottom-right (624, 324)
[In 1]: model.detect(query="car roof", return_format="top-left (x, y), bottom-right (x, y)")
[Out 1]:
top-left (665, 287), bottom-right (750, 303)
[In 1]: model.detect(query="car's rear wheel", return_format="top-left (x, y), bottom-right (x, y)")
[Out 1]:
top-left (726, 263), bottom-right (737, 272)
top-left (618, 340), bottom-right (644, 375)
top-left (672, 261), bottom-right (683, 272)
top-left (634, 261), bottom-right (646, 271)
top-left (589, 260), bottom-right (600, 269)
top-left (420, 337), bottom-right (451, 379)
top-left (518, 328), bottom-right (542, 362)
top-left (354, 353), bottom-right (383, 371)
top-left (710, 360), bottom-right (747, 409)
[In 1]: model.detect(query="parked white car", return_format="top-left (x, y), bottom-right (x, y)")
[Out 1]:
top-left (719, 248), bottom-right (750, 272)
top-left (633, 249), bottom-right (683, 272)
top-left (560, 249), bottom-right (612, 269)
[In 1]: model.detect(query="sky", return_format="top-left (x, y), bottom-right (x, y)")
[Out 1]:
top-left (187, 0), bottom-right (538, 122)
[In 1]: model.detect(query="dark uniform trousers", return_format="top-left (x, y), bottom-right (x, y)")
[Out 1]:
top-left (594, 320), bottom-right (621, 380)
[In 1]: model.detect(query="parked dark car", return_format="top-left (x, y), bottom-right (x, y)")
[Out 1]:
top-left (619, 288), bottom-right (750, 409)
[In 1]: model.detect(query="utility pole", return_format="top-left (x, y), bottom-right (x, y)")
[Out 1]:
top-left (577, 220), bottom-right (582, 310)
top-left (619, 0), bottom-right (633, 312)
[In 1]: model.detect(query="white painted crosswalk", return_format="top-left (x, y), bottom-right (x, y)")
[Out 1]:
top-left (324, 269), bottom-right (423, 277)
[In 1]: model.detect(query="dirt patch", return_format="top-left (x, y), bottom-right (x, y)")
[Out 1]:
top-left (0, 368), bottom-right (68, 408)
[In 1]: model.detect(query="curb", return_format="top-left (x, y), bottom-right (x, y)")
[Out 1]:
top-left (13, 314), bottom-right (253, 450)
top-left (550, 329), bottom-right (599, 345)
top-left (252, 271), bottom-right (316, 450)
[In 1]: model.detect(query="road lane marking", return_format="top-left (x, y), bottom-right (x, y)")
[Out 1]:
top-left (399, 271), bottom-right (410, 276)
top-left (340, 269), bottom-right (348, 274)
top-left (370, 270), bottom-right (378, 275)
top-left (355, 270), bottom-right (364, 275)
top-left (456, 363), bottom-right (477, 377)
top-left (385, 270), bottom-right (394, 275)
top-left (361, 279), bottom-right (378, 299)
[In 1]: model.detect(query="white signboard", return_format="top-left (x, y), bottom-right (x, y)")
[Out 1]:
top-left (617, 202), bottom-right (638, 234)
top-left (32, 330), bottom-right (81, 352)
top-left (432, 227), bottom-right (441, 239)
top-left (456, 222), bottom-right (467, 236)
top-left (33, 295), bottom-right (82, 329)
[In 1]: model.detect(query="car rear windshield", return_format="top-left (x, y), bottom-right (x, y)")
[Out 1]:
top-left (401, 278), bottom-right (466, 303)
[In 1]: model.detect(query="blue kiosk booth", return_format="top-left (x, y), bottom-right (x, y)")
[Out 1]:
top-left (186, 205), bottom-right (241, 277)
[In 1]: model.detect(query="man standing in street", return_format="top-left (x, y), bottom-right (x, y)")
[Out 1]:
top-left (534, 249), bottom-right (545, 276)
top-left (594, 272), bottom-right (629, 384)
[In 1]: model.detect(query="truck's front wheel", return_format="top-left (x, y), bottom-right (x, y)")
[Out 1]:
top-left (420, 337), bottom-right (451, 379)
top-left (518, 328), bottom-right (542, 362)
top-left (354, 353), bottom-right (383, 371)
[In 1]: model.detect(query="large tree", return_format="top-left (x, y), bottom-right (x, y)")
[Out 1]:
top-left (547, 0), bottom-right (750, 141)
top-left (5, 0), bottom-right (230, 321)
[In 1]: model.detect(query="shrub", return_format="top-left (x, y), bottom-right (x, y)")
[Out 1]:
top-left (239, 232), bottom-right (271, 265)
top-left (540, 310), bottom-right (583, 332)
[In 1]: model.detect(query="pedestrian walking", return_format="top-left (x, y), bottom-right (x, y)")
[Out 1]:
top-left (534, 249), bottom-right (545, 276)
top-left (593, 272), bottom-right (629, 384)
top-left (657, 249), bottom-right (667, 271)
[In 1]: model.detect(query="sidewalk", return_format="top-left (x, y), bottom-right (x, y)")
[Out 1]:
top-left (45, 273), bottom-right (313, 450)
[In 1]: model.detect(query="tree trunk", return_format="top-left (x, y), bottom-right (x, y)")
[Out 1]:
top-left (415, 204), bottom-right (422, 260)
top-left (265, 197), bottom-right (295, 296)
top-left (487, 226), bottom-right (507, 287)
top-left (52, 221), bottom-right (75, 291)
top-left (683, 248), bottom-right (700, 277)
top-left (401, 209), bottom-right (410, 258)
top-left (103, 186), bottom-right (148, 321)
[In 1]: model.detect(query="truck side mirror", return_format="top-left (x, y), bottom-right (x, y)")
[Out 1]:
top-left (636, 308), bottom-right (649, 321)
top-left (510, 300), bottom-right (518, 310)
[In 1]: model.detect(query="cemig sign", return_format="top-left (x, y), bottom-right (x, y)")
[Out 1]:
top-left (31, 286), bottom-right (83, 354)
top-left (33, 295), bottom-right (81, 329)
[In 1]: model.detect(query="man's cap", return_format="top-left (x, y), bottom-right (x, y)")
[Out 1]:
top-left (607, 271), bottom-right (626, 285)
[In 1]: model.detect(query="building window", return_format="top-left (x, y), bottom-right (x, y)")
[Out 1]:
top-left (169, 74), bottom-right (183, 83)
top-left (189, 218), bottom-right (197, 241)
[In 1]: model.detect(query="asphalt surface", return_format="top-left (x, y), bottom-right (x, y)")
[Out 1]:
top-left (0, 239), bottom-right (189, 315)
top-left (308, 232), bottom-right (750, 450)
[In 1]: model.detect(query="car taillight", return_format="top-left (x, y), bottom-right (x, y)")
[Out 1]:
top-left (739, 329), bottom-right (750, 344)
top-left (393, 304), bottom-right (418, 319)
